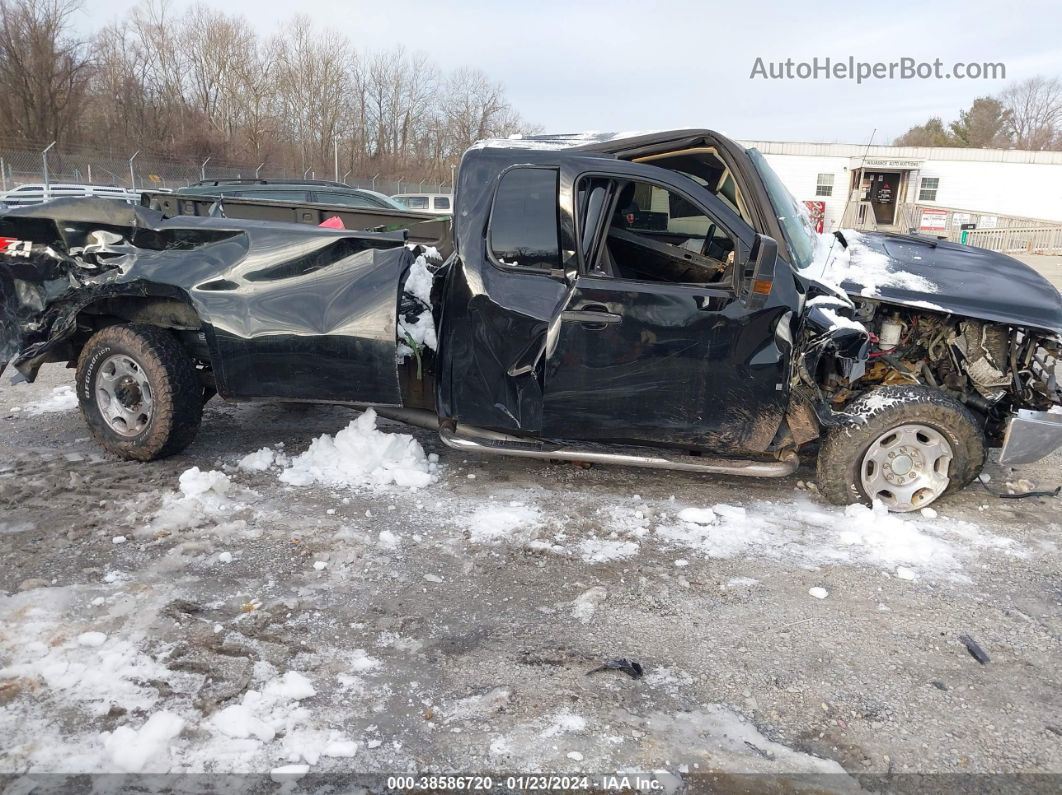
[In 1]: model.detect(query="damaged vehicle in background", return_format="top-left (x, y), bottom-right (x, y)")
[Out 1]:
top-left (2, 130), bottom-right (1061, 513)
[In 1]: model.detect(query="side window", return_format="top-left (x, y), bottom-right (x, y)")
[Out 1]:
top-left (918, 177), bottom-right (939, 202)
top-left (433, 196), bottom-right (450, 210)
top-left (404, 196), bottom-right (429, 209)
top-left (596, 179), bottom-right (734, 285)
top-left (815, 173), bottom-right (834, 197)
top-left (489, 168), bottom-right (560, 270)
top-left (315, 191), bottom-right (378, 208)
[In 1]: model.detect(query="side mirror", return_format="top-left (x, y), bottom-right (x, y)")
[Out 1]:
top-left (742, 233), bottom-right (777, 309)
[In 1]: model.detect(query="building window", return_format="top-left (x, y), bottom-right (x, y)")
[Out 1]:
top-left (815, 173), bottom-right (834, 197)
top-left (918, 177), bottom-right (939, 202)
top-left (489, 168), bottom-right (560, 270)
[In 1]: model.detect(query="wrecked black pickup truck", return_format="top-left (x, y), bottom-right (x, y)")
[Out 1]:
top-left (2, 129), bottom-right (1061, 512)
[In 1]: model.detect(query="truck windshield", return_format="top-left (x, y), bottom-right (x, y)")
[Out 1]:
top-left (747, 148), bottom-right (819, 270)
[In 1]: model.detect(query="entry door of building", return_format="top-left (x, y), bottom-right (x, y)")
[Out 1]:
top-left (865, 170), bottom-right (900, 225)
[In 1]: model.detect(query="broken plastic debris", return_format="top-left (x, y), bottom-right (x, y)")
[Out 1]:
top-left (808, 587), bottom-right (829, 599)
top-left (959, 633), bottom-right (990, 665)
top-left (586, 658), bottom-right (644, 680)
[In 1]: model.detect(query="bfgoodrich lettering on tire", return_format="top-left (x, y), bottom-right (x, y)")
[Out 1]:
top-left (816, 385), bottom-right (985, 512)
top-left (76, 324), bottom-right (203, 461)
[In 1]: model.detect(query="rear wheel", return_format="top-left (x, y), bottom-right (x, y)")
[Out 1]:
top-left (76, 324), bottom-right (203, 461)
top-left (816, 386), bottom-right (985, 512)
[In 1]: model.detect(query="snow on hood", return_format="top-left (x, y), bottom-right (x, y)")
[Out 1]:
top-left (802, 229), bottom-right (1062, 334)
top-left (811, 229), bottom-right (937, 299)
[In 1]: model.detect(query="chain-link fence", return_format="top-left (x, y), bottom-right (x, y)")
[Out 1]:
top-left (0, 142), bottom-right (452, 197)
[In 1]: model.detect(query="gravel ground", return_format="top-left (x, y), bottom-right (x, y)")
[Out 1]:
top-left (1, 363), bottom-right (1060, 792)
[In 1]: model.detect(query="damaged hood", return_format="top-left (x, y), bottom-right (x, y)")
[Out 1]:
top-left (821, 230), bottom-right (1062, 335)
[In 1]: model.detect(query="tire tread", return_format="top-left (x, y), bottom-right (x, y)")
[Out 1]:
top-left (75, 324), bottom-right (203, 461)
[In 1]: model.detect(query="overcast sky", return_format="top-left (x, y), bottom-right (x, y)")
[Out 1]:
top-left (83, 0), bottom-right (1062, 145)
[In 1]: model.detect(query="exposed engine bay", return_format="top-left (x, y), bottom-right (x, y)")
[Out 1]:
top-left (808, 300), bottom-right (1062, 443)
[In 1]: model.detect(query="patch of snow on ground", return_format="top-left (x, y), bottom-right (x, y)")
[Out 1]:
top-left (279, 409), bottom-right (435, 490)
top-left (649, 498), bottom-right (1017, 580)
top-left (467, 503), bottom-right (542, 544)
top-left (540, 711), bottom-right (587, 737)
top-left (102, 711), bottom-right (185, 773)
top-left (571, 586), bottom-right (606, 623)
top-left (20, 385), bottom-right (78, 415)
top-left (0, 594), bottom-right (184, 725)
top-left (645, 707), bottom-right (848, 775)
top-left (578, 538), bottom-right (639, 564)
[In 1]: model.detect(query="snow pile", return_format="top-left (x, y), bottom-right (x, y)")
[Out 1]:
top-left (279, 408), bottom-right (435, 490)
top-left (467, 503), bottom-right (542, 544)
top-left (149, 468), bottom-right (236, 534)
top-left (824, 229), bottom-right (937, 298)
top-left (102, 711), bottom-right (184, 773)
top-left (203, 669), bottom-right (354, 768)
top-left (19, 385), bottom-right (78, 415)
top-left (209, 671), bottom-right (335, 761)
top-left (238, 447), bottom-right (287, 472)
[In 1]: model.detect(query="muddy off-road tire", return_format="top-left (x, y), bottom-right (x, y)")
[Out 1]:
top-left (816, 385), bottom-right (985, 512)
top-left (76, 324), bottom-right (203, 461)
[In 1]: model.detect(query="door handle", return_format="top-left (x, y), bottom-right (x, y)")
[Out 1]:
top-left (561, 304), bottom-right (622, 327)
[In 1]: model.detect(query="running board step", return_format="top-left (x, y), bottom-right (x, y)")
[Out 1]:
top-left (439, 428), bottom-right (798, 478)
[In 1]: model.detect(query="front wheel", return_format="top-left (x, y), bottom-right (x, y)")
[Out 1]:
top-left (76, 324), bottom-right (203, 461)
top-left (816, 385), bottom-right (985, 512)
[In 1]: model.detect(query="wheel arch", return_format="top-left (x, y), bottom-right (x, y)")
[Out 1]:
top-left (12, 287), bottom-right (214, 383)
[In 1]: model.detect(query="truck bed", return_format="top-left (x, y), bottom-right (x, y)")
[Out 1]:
top-left (140, 190), bottom-right (452, 256)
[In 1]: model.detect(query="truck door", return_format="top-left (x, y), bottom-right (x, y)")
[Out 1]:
top-left (437, 164), bottom-right (573, 434)
top-left (541, 163), bottom-right (793, 453)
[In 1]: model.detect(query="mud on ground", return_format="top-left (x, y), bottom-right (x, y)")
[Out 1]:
top-left (1, 364), bottom-right (1060, 790)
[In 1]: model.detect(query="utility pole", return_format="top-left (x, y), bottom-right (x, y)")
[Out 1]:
top-left (42, 141), bottom-right (56, 202)
top-left (87, 163), bottom-right (92, 185)
top-left (201, 157), bottom-right (212, 180)
top-left (129, 151), bottom-right (140, 191)
top-left (333, 137), bottom-right (339, 182)
top-left (1, 157), bottom-right (6, 192)
top-left (450, 163), bottom-right (456, 192)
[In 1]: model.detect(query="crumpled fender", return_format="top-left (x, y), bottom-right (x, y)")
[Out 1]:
top-left (798, 294), bottom-right (870, 385)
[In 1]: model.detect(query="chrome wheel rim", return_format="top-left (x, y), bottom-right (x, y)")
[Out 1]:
top-left (860, 423), bottom-right (953, 512)
top-left (95, 354), bottom-right (153, 437)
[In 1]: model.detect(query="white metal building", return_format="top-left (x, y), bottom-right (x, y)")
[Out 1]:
top-left (740, 140), bottom-right (1062, 235)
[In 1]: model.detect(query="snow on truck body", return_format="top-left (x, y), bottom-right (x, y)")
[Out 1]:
top-left (1, 128), bottom-right (1060, 512)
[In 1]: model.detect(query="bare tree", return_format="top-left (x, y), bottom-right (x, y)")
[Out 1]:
top-left (1000, 76), bottom-right (1062, 150)
top-left (0, 0), bottom-right (91, 144)
top-left (0, 2), bottom-right (538, 183)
